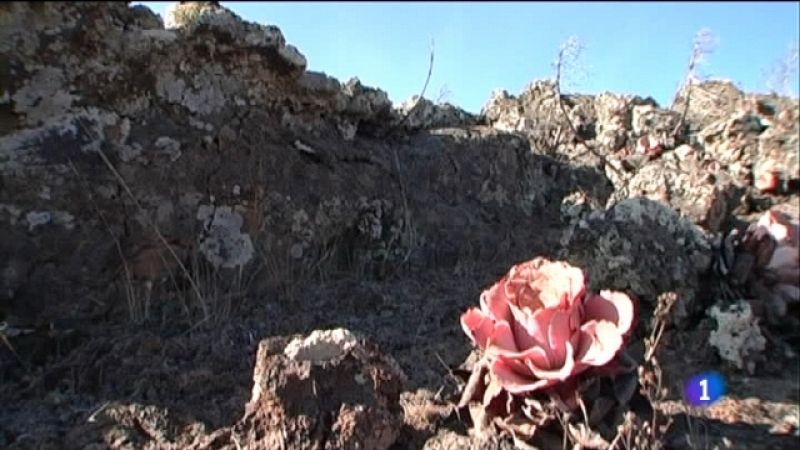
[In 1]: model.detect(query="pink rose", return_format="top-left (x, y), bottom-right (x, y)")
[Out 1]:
top-left (461, 257), bottom-right (635, 395)
top-left (746, 208), bottom-right (800, 307)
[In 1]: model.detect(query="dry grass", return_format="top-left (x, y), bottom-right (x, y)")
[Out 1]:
top-left (68, 159), bottom-right (152, 324)
top-left (72, 122), bottom-right (266, 327)
top-left (549, 292), bottom-right (680, 450)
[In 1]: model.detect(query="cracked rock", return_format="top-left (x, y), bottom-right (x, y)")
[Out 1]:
top-left (224, 329), bottom-right (407, 450)
top-left (559, 197), bottom-right (713, 327)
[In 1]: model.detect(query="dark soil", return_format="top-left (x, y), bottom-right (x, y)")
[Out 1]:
top-left (2, 217), bottom-right (798, 449)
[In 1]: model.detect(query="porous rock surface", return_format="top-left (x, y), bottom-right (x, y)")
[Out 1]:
top-left (188, 329), bottom-right (407, 450)
top-left (0, 1), bottom-right (572, 326)
top-left (483, 77), bottom-right (799, 221)
top-left (558, 197), bottom-right (713, 326)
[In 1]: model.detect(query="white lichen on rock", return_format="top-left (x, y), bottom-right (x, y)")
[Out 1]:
top-left (0, 107), bottom-right (122, 177)
top-left (11, 67), bottom-right (79, 127)
top-left (154, 136), bottom-right (182, 162)
top-left (154, 71), bottom-right (230, 116)
top-left (196, 204), bottom-right (254, 269)
top-left (611, 197), bottom-right (712, 272)
top-left (164, 2), bottom-right (216, 31)
top-left (25, 211), bottom-right (52, 231)
top-left (560, 191), bottom-right (591, 224)
top-left (283, 328), bottom-right (358, 364)
top-left (164, 1), bottom-right (306, 69)
top-left (708, 300), bottom-right (766, 374)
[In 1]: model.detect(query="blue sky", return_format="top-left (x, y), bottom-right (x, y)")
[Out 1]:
top-left (136, 2), bottom-right (799, 114)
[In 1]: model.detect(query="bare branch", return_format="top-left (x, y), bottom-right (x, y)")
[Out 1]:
top-left (764, 41), bottom-right (799, 97)
top-left (671, 28), bottom-right (717, 137)
top-left (552, 36), bottom-right (625, 180)
top-left (383, 38), bottom-right (435, 137)
top-left (435, 84), bottom-right (453, 105)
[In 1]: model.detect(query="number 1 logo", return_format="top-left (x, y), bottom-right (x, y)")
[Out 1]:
top-left (685, 372), bottom-right (725, 407)
top-left (699, 378), bottom-right (710, 401)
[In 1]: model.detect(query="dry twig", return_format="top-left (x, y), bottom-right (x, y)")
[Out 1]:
top-left (382, 38), bottom-right (435, 138)
top-left (670, 28), bottom-right (717, 137)
top-left (552, 37), bottom-right (625, 181)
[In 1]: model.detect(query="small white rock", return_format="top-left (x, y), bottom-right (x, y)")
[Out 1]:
top-left (284, 328), bottom-right (358, 364)
top-left (708, 301), bottom-right (766, 374)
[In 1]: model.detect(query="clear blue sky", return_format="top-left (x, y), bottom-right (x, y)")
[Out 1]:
top-left (136, 2), bottom-right (799, 114)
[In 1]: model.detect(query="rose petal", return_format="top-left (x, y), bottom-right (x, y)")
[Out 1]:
top-left (509, 303), bottom-right (548, 350)
top-left (569, 301), bottom-right (582, 329)
top-left (577, 320), bottom-right (624, 367)
top-left (461, 308), bottom-right (494, 349)
top-left (547, 311), bottom-right (572, 367)
top-left (496, 347), bottom-right (549, 376)
top-left (497, 353), bottom-right (536, 378)
top-left (491, 358), bottom-right (556, 394)
top-left (521, 346), bottom-right (552, 370)
top-left (762, 213), bottom-right (784, 239)
top-left (486, 320), bottom-right (519, 355)
top-left (505, 265), bottom-right (543, 310)
top-left (480, 278), bottom-right (512, 322)
top-left (511, 310), bottom-right (538, 351)
top-left (513, 258), bottom-right (545, 279)
top-left (569, 304), bottom-right (583, 350)
top-left (528, 342), bottom-right (577, 381)
top-left (492, 347), bottom-right (552, 378)
top-left (531, 307), bottom-right (558, 361)
top-left (515, 283), bottom-right (545, 311)
top-left (583, 291), bottom-right (634, 335)
top-left (533, 261), bottom-right (586, 309)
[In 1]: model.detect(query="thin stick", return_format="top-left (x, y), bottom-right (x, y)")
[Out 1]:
top-left (671, 54), bottom-right (697, 138)
top-left (68, 160), bottom-right (141, 322)
top-left (0, 324), bottom-right (28, 371)
top-left (553, 45), bottom-right (625, 181)
top-left (671, 28), bottom-right (715, 138)
top-left (383, 38), bottom-right (435, 137)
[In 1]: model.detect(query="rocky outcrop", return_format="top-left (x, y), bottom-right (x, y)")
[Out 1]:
top-left (482, 77), bottom-right (799, 234)
top-left (0, 2), bottom-right (584, 329)
top-left (671, 79), bottom-right (746, 132)
top-left (188, 329), bottom-right (407, 450)
top-left (559, 197), bottom-right (713, 326)
top-left (608, 144), bottom-right (744, 233)
top-left (394, 95), bottom-right (478, 131)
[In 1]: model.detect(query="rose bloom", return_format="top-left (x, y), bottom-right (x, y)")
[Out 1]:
top-left (755, 171), bottom-right (780, 193)
top-left (461, 257), bottom-right (634, 394)
top-left (745, 207), bottom-right (800, 306)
